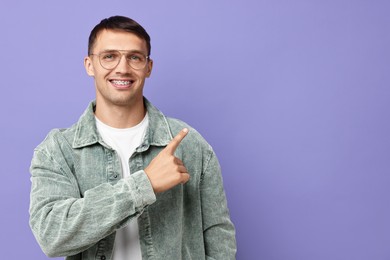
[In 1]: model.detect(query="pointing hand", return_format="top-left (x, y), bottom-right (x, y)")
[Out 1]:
top-left (144, 128), bottom-right (190, 193)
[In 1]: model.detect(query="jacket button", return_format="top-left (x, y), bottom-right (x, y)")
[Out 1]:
top-left (100, 256), bottom-right (106, 260)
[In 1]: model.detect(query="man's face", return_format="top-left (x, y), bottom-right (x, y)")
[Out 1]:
top-left (84, 29), bottom-right (153, 108)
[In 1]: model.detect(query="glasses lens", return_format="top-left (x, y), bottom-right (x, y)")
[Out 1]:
top-left (127, 53), bottom-right (147, 70)
top-left (99, 51), bottom-right (120, 70)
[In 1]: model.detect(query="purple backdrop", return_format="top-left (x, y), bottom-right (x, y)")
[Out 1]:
top-left (1, 0), bottom-right (390, 259)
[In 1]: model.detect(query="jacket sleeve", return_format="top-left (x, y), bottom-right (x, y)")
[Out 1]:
top-left (29, 145), bottom-right (156, 257)
top-left (200, 149), bottom-right (237, 259)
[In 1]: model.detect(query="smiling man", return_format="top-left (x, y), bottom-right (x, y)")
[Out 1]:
top-left (29, 16), bottom-right (236, 260)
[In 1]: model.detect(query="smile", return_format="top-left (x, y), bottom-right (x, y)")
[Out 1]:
top-left (109, 79), bottom-right (134, 88)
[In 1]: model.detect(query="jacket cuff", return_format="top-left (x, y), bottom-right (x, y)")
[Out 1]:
top-left (130, 170), bottom-right (156, 208)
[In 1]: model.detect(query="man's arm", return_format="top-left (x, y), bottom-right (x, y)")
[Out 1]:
top-left (29, 147), bottom-right (156, 257)
top-left (201, 150), bottom-right (237, 259)
top-left (29, 129), bottom-right (190, 257)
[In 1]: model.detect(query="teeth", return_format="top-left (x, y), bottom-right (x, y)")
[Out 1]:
top-left (111, 80), bottom-right (131, 85)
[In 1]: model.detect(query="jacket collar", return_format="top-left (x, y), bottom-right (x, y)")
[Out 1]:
top-left (72, 98), bottom-right (173, 149)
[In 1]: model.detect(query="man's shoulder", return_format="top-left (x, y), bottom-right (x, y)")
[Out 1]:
top-left (34, 123), bottom-right (79, 153)
top-left (34, 101), bottom-right (97, 152)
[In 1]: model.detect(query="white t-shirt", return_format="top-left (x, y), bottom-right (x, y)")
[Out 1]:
top-left (95, 113), bottom-right (149, 260)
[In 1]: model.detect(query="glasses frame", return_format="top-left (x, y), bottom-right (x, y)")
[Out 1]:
top-left (90, 50), bottom-right (150, 70)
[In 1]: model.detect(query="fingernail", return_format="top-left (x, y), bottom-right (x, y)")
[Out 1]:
top-left (183, 128), bottom-right (189, 133)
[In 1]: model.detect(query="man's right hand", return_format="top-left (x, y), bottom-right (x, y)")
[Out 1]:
top-left (144, 128), bottom-right (190, 193)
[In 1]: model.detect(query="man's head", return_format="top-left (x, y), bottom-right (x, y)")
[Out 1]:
top-left (84, 16), bottom-right (153, 109)
top-left (88, 16), bottom-right (151, 56)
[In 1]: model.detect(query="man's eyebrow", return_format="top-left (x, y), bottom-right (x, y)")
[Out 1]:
top-left (102, 49), bottom-right (146, 54)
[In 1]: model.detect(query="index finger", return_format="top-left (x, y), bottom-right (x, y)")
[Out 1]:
top-left (165, 128), bottom-right (189, 155)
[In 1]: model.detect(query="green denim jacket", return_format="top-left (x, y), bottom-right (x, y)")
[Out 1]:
top-left (29, 99), bottom-right (236, 260)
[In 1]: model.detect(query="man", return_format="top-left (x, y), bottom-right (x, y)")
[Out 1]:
top-left (29, 16), bottom-right (236, 260)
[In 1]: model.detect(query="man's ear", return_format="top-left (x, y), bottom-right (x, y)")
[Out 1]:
top-left (146, 59), bottom-right (153, 78)
top-left (84, 56), bottom-right (95, 76)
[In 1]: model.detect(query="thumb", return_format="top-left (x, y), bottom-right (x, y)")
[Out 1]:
top-left (164, 128), bottom-right (189, 155)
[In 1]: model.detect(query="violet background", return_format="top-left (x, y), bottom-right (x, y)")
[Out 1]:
top-left (1, 0), bottom-right (390, 259)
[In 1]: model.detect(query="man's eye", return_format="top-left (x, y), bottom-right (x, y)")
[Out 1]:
top-left (128, 54), bottom-right (145, 62)
top-left (130, 55), bottom-right (141, 60)
top-left (102, 53), bottom-right (117, 60)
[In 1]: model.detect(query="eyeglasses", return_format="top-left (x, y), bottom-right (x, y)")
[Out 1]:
top-left (90, 50), bottom-right (149, 70)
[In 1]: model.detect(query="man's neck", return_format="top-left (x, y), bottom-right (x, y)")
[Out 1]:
top-left (94, 99), bottom-right (146, 129)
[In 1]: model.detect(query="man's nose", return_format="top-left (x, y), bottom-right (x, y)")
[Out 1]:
top-left (115, 54), bottom-right (132, 73)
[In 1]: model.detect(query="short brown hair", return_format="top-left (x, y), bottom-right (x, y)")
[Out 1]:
top-left (88, 16), bottom-right (151, 56)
